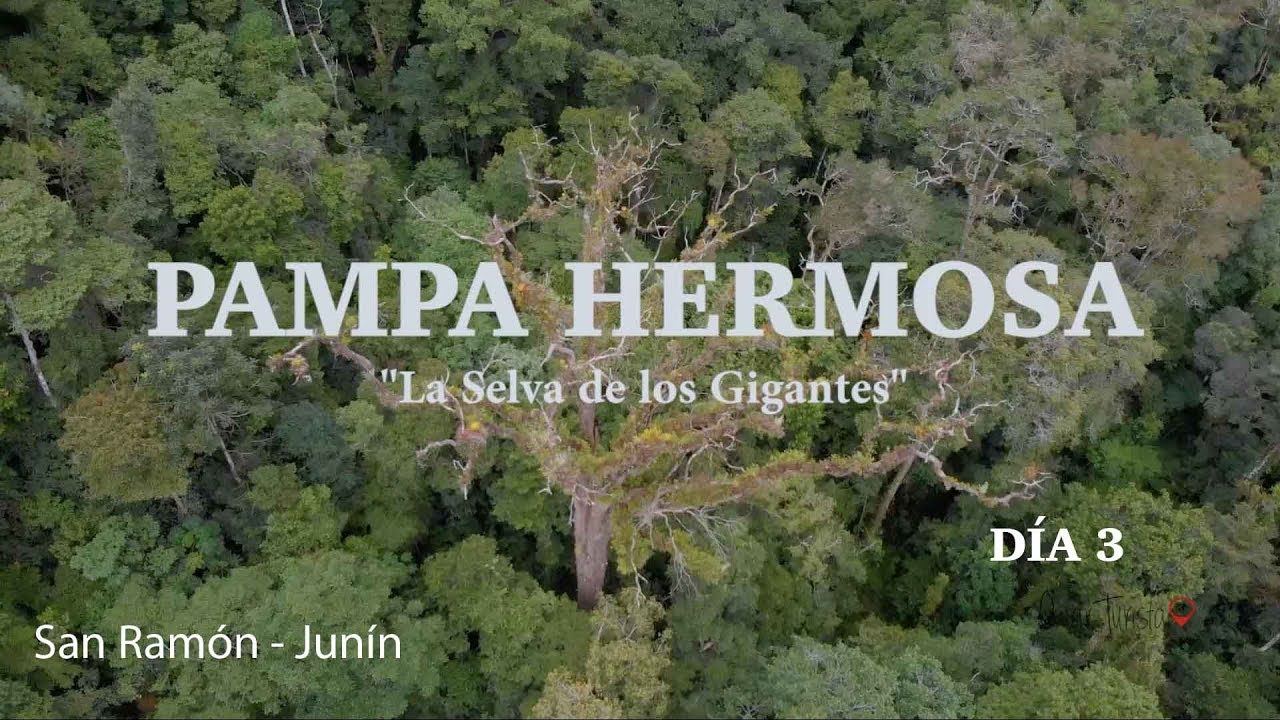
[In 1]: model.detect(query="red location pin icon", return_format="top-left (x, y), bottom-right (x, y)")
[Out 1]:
top-left (1167, 596), bottom-right (1196, 627)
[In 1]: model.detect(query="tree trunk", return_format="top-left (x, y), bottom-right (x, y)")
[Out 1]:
top-left (867, 456), bottom-right (914, 535)
top-left (1261, 629), bottom-right (1279, 653)
top-left (279, 0), bottom-right (309, 77)
top-left (209, 417), bottom-right (242, 485)
top-left (4, 293), bottom-right (58, 409)
top-left (572, 494), bottom-right (612, 610)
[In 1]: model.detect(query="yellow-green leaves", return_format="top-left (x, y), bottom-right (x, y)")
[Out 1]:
top-left (60, 382), bottom-right (189, 502)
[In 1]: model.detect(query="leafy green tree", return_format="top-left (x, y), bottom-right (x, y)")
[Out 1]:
top-left (889, 647), bottom-right (974, 719)
top-left (228, 8), bottom-right (297, 102)
top-left (583, 51), bottom-right (702, 121)
top-left (532, 590), bottom-right (670, 718)
top-left (530, 672), bottom-right (624, 719)
top-left (336, 401), bottom-right (445, 552)
top-left (1188, 307), bottom-right (1280, 498)
top-left (1085, 413), bottom-right (1166, 490)
top-left (166, 24), bottom-right (230, 84)
top-left (249, 463), bottom-right (345, 558)
top-left (59, 380), bottom-right (190, 502)
top-left (1205, 485), bottom-right (1280, 601)
top-left (1057, 484), bottom-right (1212, 599)
top-left (0, 1), bottom-right (118, 113)
top-left (916, 69), bottom-right (1074, 236)
top-left (855, 618), bottom-right (1046, 694)
top-left (190, 0), bottom-right (236, 27)
top-left (154, 79), bottom-right (238, 216)
top-left (814, 70), bottom-right (874, 152)
top-left (128, 337), bottom-right (274, 484)
top-left (0, 679), bottom-right (52, 720)
top-left (0, 350), bottom-right (27, 437)
top-left (396, 0), bottom-right (590, 153)
top-left (0, 178), bottom-right (138, 406)
top-left (1167, 651), bottom-right (1278, 719)
top-left (280, 128), bottom-right (982, 612)
top-left (975, 665), bottom-right (1163, 719)
top-left (758, 638), bottom-right (898, 718)
top-left (63, 513), bottom-right (199, 594)
top-left (600, 0), bottom-right (842, 106)
top-left (706, 88), bottom-right (811, 170)
top-left (420, 536), bottom-right (590, 716)
top-left (747, 636), bottom-right (974, 718)
top-left (200, 170), bottom-right (306, 264)
top-left (274, 401), bottom-right (358, 500)
top-left (103, 61), bottom-right (171, 237)
top-left (361, 0), bottom-right (416, 74)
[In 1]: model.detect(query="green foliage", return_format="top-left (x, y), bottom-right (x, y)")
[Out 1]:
top-left (855, 617), bottom-right (1046, 694)
top-left (707, 89), bottom-right (810, 169)
top-left (0, 679), bottom-right (52, 719)
top-left (421, 536), bottom-right (591, 716)
top-left (274, 401), bottom-right (356, 497)
top-left (155, 79), bottom-right (236, 216)
top-left (916, 68), bottom-right (1074, 227)
top-left (228, 9), bottom-right (296, 102)
top-left (583, 52), bottom-right (702, 120)
top-left (200, 170), bottom-right (305, 264)
top-left (190, 0), bottom-right (236, 27)
top-left (0, 1), bottom-right (118, 112)
top-left (1167, 651), bottom-right (1278, 719)
top-left (814, 70), bottom-right (874, 151)
top-left (128, 337), bottom-right (274, 462)
top-left (59, 381), bottom-right (190, 502)
top-left (531, 590), bottom-right (670, 718)
top-left (166, 24), bottom-right (230, 83)
top-left (758, 638), bottom-right (898, 718)
top-left (889, 647), bottom-right (973, 719)
top-left (0, 178), bottom-right (139, 332)
top-left (1057, 485), bottom-right (1213, 598)
top-left (729, 635), bottom-right (976, 719)
top-left (68, 514), bottom-right (179, 588)
top-left (398, 0), bottom-right (590, 149)
top-left (262, 485), bottom-right (345, 557)
top-left (974, 666), bottom-right (1162, 719)
top-left (0, 351), bottom-right (27, 437)
top-left (1086, 414), bottom-right (1165, 489)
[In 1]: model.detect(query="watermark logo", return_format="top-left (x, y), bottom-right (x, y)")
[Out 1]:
top-left (1031, 592), bottom-right (1198, 637)
top-left (1167, 596), bottom-right (1196, 627)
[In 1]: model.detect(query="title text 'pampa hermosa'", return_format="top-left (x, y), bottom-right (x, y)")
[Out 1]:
top-left (149, 261), bottom-right (1143, 340)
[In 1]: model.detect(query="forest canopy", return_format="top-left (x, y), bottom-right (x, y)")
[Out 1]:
top-left (0, 0), bottom-right (1278, 718)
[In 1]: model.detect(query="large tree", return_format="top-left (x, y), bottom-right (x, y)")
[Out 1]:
top-left (278, 123), bottom-right (1005, 609)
